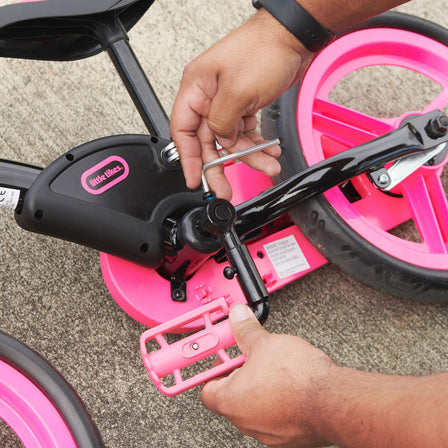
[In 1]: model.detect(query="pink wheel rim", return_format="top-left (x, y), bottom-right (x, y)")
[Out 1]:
top-left (298, 28), bottom-right (448, 269)
top-left (0, 360), bottom-right (77, 447)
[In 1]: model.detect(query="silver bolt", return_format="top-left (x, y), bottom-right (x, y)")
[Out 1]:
top-left (191, 342), bottom-right (199, 351)
top-left (378, 173), bottom-right (390, 185)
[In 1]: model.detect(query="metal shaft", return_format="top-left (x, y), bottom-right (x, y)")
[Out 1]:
top-left (201, 139), bottom-right (280, 194)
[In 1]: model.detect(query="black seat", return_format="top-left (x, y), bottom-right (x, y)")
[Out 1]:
top-left (0, 0), bottom-right (154, 61)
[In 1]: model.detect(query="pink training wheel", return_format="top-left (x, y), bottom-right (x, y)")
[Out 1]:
top-left (263, 12), bottom-right (448, 302)
top-left (0, 360), bottom-right (78, 447)
top-left (0, 331), bottom-right (103, 447)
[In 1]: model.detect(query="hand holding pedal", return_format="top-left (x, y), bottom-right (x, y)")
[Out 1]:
top-left (140, 298), bottom-right (245, 397)
top-left (141, 185), bottom-right (269, 396)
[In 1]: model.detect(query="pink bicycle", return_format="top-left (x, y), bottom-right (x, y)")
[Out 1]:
top-left (1, 0), bottom-right (448, 443)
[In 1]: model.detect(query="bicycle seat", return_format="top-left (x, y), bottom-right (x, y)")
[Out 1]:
top-left (0, 0), bottom-right (154, 61)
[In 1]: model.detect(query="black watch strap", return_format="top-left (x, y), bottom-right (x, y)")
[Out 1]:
top-left (252, 0), bottom-right (335, 52)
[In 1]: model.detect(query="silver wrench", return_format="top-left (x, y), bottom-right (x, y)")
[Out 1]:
top-left (201, 139), bottom-right (280, 195)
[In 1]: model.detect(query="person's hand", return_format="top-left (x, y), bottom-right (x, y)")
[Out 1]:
top-left (170, 9), bottom-right (312, 200)
top-left (201, 305), bottom-right (336, 448)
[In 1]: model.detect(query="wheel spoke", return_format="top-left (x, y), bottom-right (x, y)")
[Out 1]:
top-left (425, 170), bottom-right (448, 242)
top-left (402, 172), bottom-right (448, 253)
top-left (313, 99), bottom-right (393, 156)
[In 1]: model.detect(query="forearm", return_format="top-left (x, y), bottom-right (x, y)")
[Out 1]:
top-left (297, 0), bottom-right (410, 32)
top-left (312, 368), bottom-right (448, 447)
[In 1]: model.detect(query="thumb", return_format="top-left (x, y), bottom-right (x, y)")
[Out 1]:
top-left (229, 304), bottom-right (268, 356)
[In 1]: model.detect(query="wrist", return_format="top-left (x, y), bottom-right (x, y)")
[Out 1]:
top-left (250, 8), bottom-right (312, 59)
top-left (301, 362), bottom-right (344, 445)
top-left (252, 0), bottom-right (336, 53)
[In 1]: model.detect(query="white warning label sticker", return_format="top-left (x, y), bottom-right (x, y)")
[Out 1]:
top-left (0, 187), bottom-right (20, 211)
top-left (263, 235), bottom-right (310, 279)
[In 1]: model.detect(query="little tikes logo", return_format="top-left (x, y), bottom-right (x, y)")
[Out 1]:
top-left (81, 156), bottom-right (129, 195)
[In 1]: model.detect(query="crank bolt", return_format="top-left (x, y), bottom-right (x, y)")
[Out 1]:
top-left (215, 204), bottom-right (232, 222)
top-left (426, 115), bottom-right (448, 139)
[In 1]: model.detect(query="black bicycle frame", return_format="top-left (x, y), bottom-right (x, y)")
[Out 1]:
top-left (235, 114), bottom-right (447, 236)
top-left (95, 12), bottom-right (170, 139)
top-left (0, 160), bottom-right (41, 191)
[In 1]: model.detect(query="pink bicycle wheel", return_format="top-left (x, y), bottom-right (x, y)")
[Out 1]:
top-left (0, 331), bottom-right (103, 447)
top-left (262, 12), bottom-right (448, 302)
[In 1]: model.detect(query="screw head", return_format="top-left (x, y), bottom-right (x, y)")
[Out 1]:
top-left (426, 115), bottom-right (448, 138)
top-left (223, 266), bottom-right (236, 280)
top-left (214, 203), bottom-right (232, 222)
top-left (173, 289), bottom-right (186, 301)
top-left (378, 173), bottom-right (390, 185)
top-left (191, 342), bottom-right (199, 351)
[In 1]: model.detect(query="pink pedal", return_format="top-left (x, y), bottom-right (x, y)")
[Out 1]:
top-left (140, 298), bottom-right (245, 396)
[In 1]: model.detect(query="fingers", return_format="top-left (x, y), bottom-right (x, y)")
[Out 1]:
top-left (224, 130), bottom-right (282, 180)
top-left (170, 83), bottom-right (209, 190)
top-left (202, 120), bottom-right (281, 197)
top-left (209, 95), bottom-right (282, 179)
top-left (172, 67), bottom-right (281, 198)
top-left (228, 304), bottom-right (269, 356)
top-left (201, 373), bottom-right (228, 416)
top-left (200, 358), bottom-right (227, 416)
top-left (171, 18), bottom-right (295, 198)
top-left (207, 83), bottom-right (251, 149)
top-left (202, 305), bottom-right (267, 414)
top-left (197, 118), bottom-right (233, 200)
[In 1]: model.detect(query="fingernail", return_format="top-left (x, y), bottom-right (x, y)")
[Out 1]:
top-left (217, 137), bottom-right (234, 149)
top-left (230, 304), bottom-right (253, 322)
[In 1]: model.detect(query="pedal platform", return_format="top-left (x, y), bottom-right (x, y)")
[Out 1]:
top-left (140, 298), bottom-right (245, 397)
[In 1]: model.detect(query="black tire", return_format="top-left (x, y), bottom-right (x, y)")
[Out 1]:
top-left (261, 12), bottom-right (448, 303)
top-left (0, 330), bottom-right (104, 447)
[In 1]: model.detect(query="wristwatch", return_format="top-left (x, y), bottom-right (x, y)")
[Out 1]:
top-left (252, 0), bottom-right (335, 52)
